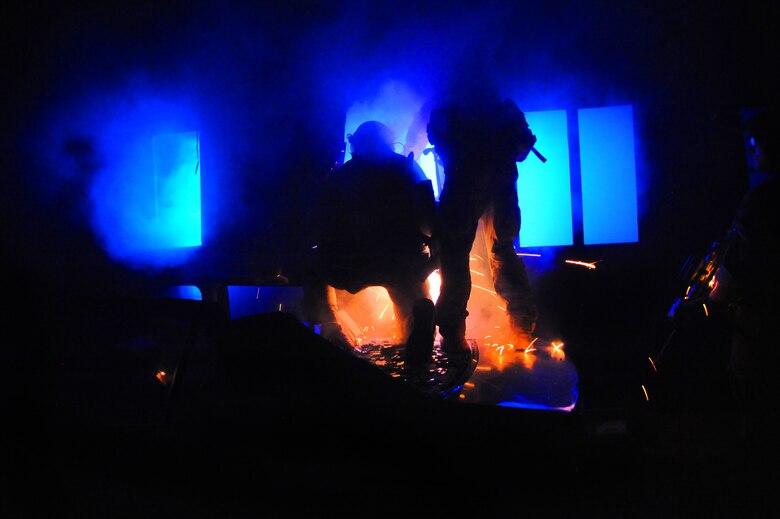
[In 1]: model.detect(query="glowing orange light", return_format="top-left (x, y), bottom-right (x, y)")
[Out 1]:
top-left (464, 382), bottom-right (475, 388)
top-left (520, 353), bottom-right (536, 369)
top-left (546, 345), bottom-right (563, 360)
top-left (702, 303), bottom-right (709, 317)
top-left (426, 270), bottom-right (441, 305)
top-left (155, 371), bottom-right (167, 384)
top-left (641, 385), bottom-right (650, 401)
top-left (469, 269), bottom-right (485, 277)
top-left (378, 304), bottom-right (389, 320)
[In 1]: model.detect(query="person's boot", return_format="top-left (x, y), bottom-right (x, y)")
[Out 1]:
top-left (320, 321), bottom-right (355, 351)
top-left (406, 298), bottom-right (435, 365)
top-left (438, 320), bottom-right (471, 366)
top-left (509, 316), bottom-right (536, 349)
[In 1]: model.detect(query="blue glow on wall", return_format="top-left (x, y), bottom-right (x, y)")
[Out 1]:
top-left (152, 132), bottom-right (202, 248)
top-left (578, 105), bottom-right (639, 245)
top-left (516, 110), bottom-right (573, 248)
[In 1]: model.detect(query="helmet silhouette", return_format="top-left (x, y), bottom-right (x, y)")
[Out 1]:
top-left (348, 121), bottom-right (395, 159)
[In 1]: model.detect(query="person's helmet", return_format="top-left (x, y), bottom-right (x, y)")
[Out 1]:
top-left (348, 121), bottom-right (395, 159)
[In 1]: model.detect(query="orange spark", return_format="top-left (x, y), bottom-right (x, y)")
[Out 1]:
top-left (641, 385), bottom-right (650, 401)
top-left (379, 304), bottom-right (389, 320)
top-left (702, 303), bottom-right (709, 317)
top-left (565, 259), bottom-right (599, 269)
top-left (471, 284), bottom-right (498, 296)
top-left (469, 269), bottom-right (485, 276)
top-left (648, 357), bottom-right (657, 372)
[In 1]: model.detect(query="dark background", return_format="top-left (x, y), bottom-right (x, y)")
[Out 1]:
top-left (2, 1), bottom-right (779, 516)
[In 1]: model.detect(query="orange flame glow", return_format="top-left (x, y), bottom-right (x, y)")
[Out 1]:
top-left (427, 270), bottom-right (441, 305)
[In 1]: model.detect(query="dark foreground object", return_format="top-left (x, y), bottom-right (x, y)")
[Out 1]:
top-left (5, 293), bottom-right (777, 517)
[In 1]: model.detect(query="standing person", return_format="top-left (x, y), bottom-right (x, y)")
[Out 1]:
top-left (302, 120), bottom-right (437, 354)
top-left (708, 106), bottom-right (780, 462)
top-left (426, 86), bottom-right (540, 358)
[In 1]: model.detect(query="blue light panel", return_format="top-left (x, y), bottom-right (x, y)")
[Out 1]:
top-left (516, 110), bottom-right (573, 247)
top-left (160, 285), bottom-right (202, 301)
top-left (152, 131), bottom-right (202, 248)
top-left (227, 286), bottom-right (305, 320)
top-left (578, 105), bottom-right (639, 245)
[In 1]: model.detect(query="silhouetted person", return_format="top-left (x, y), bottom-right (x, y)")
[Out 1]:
top-left (709, 107), bottom-right (780, 463)
top-left (426, 85), bottom-right (539, 358)
top-left (302, 121), bottom-right (437, 356)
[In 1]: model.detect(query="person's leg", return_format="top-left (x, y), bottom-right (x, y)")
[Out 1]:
top-left (434, 173), bottom-right (483, 351)
top-left (301, 280), bottom-right (355, 350)
top-left (386, 276), bottom-right (431, 342)
top-left (483, 170), bottom-right (538, 345)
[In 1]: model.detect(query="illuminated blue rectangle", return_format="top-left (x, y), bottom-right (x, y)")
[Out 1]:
top-left (160, 285), bottom-right (202, 301)
top-left (152, 132), bottom-right (202, 248)
top-left (228, 286), bottom-right (305, 320)
top-left (578, 105), bottom-right (638, 245)
top-left (516, 110), bottom-right (573, 247)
